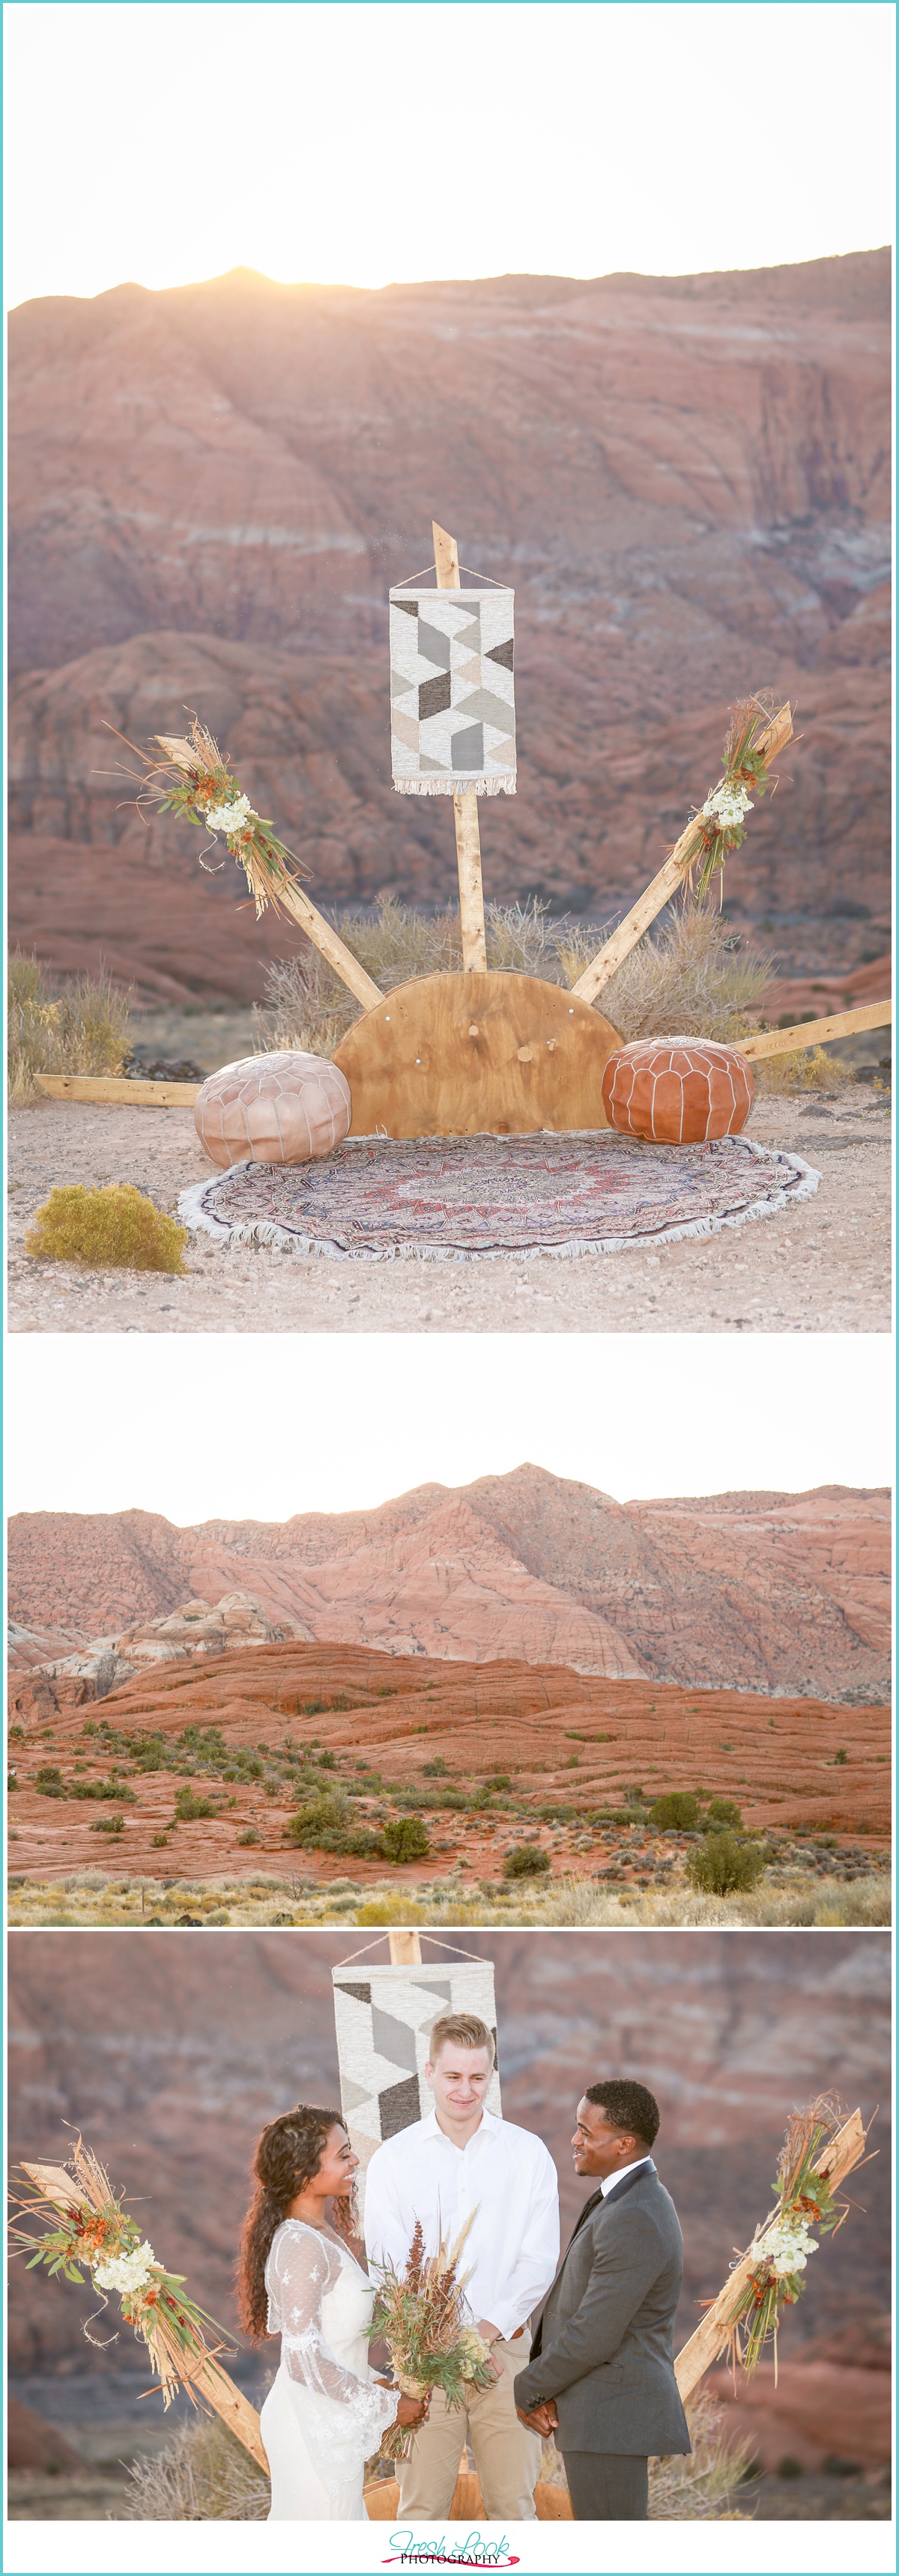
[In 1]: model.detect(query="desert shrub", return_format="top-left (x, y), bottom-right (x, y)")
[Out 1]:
top-left (8, 951), bottom-right (132, 1102)
top-left (557, 900), bottom-right (772, 1046)
top-left (253, 895), bottom-right (770, 1060)
top-left (34, 1767), bottom-right (65, 1797)
top-left (647, 2393), bottom-right (755, 2519)
top-left (503, 1844), bottom-right (551, 1879)
top-left (382, 1816), bottom-right (430, 1863)
top-left (285, 1791), bottom-right (348, 1845)
top-left (68, 1777), bottom-right (136, 1804)
top-left (90, 1814), bottom-right (126, 1835)
top-left (703, 1796), bottom-right (743, 1829)
top-left (25, 1183), bottom-right (188, 1273)
top-left (237, 1827), bottom-right (261, 1847)
top-left (650, 1792), bottom-right (701, 1832)
top-left (755, 1041), bottom-right (851, 1096)
top-left (123, 2414), bottom-right (271, 2520)
top-left (173, 1788), bottom-right (220, 1823)
top-left (687, 1831), bottom-right (766, 1897)
top-left (355, 1898), bottom-right (428, 1928)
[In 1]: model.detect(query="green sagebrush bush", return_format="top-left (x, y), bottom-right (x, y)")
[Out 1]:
top-left (381, 1815), bottom-right (430, 1863)
top-left (503, 1844), bottom-right (552, 1880)
top-left (25, 1183), bottom-right (188, 1274)
top-left (686, 1830), bottom-right (766, 1897)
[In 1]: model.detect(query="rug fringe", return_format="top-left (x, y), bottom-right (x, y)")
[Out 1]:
top-left (392, 775), bottom-right (516, 797)
top-left (178, 1143), bottom-right (820, 1264)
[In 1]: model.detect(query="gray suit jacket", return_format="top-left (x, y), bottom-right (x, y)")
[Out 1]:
top-left (513, 2161), bottom-right (691, 2458)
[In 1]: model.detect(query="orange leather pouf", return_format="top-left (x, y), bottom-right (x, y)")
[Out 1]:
top-left (601, 1037), bottom-right (754, 1143)
top-left (195, 1051), bottom-right (351, 1169)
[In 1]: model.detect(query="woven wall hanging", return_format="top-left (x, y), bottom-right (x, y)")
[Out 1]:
top-left (332, 1958), bottom-right (500, 2216)
top-left (390, 586), bottom-right (515, 795)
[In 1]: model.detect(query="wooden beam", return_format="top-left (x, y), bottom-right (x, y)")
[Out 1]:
top-left (738, 1000), bottom-right (891, 1062)
top-left (19, 2161), bottom-right (268, 2472)
top-left (272, 881), bottom-right (384, 1013)
top-left (572, 701), bottom-right (794, 1006)
top-left (433, 517), bottom-right (488, 973)
top-left (674, 2108), bottom-right (869, 2404)
top-left (36, 1075), bottom-right (201, 1106)
top-left (387, 1931), bottom-right (423, 1966)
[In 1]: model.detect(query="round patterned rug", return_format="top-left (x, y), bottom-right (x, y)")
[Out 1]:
top-left (179, 1131), bottom-right (819, 1263)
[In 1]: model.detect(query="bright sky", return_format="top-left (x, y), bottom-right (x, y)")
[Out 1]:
top-left (5, 1334), bottom-right (890, 1524)
top-left (4, 1), bottom-right (894, 310)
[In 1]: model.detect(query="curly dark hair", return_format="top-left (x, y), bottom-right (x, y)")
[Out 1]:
top-left (584, 2080), bottom-right (660, 2150)
top-left (236, 2105), bottom-right (356, 2339)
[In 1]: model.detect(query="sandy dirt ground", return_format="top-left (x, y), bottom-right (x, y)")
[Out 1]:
top-left (7, 1086), bottom-right (890, 1335)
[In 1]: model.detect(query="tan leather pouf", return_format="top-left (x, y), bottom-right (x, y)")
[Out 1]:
top-left (602, 1036), bottom-right (754, 1143)
top-left (195, 1051), bottom-right (351, 1168)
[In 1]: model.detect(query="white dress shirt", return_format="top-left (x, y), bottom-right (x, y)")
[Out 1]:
top-left (599, 2155), bottom-right (653, 2196)
top-left (364, 2107), bottom-right (560, 2342)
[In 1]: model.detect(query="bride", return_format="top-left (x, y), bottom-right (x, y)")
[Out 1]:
top-left (237, 2104), bottom-right (428, 2520)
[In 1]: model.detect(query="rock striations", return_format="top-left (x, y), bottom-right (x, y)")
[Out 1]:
top-left (8, 1468), bottom-right (891, 1703)
top-left (8, 255), bottom-right (890, 999)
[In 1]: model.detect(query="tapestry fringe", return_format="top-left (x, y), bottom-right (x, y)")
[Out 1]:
top-left (178, 1146), bottom-right (819, 1266)
top-left (393, 776), bottom-right (516, 797)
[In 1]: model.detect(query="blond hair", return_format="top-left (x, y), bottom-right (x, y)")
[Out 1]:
top-left (429, 2011), bottom-right (495, 2067)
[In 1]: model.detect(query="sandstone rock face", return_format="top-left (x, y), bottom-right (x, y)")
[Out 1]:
top-left (8, 255), bottom-right (890, 1000)
top-left (10, 1591), bottom-right (310, 1721)
top-left (7, 1930), bottom-right (889, 2375)
top-left (7, 1638), bottom-right (888, 1886)
top-left (8, 1468), bottom-right (890, 1704)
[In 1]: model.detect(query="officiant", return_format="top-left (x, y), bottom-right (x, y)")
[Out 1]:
top-left (364, 2011), bottom-right (560, 2521)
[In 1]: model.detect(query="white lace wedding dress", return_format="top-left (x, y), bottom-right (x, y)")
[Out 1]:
top-left (260, 2218), bottom-right (397, 2520)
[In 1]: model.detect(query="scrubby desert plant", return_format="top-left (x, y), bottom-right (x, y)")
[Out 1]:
top-left (252, 895), bottom-right (772, 1060)
top-left (25, 1184), bottom-right (188, 1273)
top-left (8, 951), bottom-right (132, 1102)
top-left (686, 1831), bottom-right (766, 1898)
top-left (648, 2393), bottom-right (756, 2519)
top-left (650, 1792), bottom-right (702, 1832)
top-left (755, 1042), bottom-right (851, 1096)
top-left (123, 2414), bottom-right (271, 2521)
top-left (703, 1797), bottom-right (744, 1829)
top-left (557, 902), bottom-right (772, 1046)
top-left (382, 1816), bottom-right (430, 1863)
top-left (503, 1844), bottom-right (551, 1879)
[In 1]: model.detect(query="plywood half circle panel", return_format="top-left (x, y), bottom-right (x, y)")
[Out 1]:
top-left (333, 970), bottom-right (621, 1138)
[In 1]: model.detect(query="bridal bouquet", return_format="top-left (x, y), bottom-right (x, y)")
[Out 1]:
top-left (107, 714), bottom-right (310, 921)
top-left (370, 2217), bottom-right (495, 2460)
top-left (685, 695), bottom-right (790, 899)
top-left (725, 2096), bottom-right (850, 2376)
top-left (10, 2136), bottom-right (230, 2409)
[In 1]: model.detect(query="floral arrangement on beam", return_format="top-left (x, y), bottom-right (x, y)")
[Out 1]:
top-left (110, 716), bottom-right (311, 923)
top-left (690, 697), bottom-right (792, 900)
top-left (725, 2095), bottom-right (855, 2377)
top-left (10, 2136), bottom-right (231, 2411)
top-left (369, 2215), bottom-right (494, 2459)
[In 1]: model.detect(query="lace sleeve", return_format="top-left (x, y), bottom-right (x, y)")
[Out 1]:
top-left (268, 2227), bottom-right (396, 2458)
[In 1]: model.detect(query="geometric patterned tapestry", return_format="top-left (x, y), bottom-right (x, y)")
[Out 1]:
top-left (332, 1960), bottom-right (500, 2220)
top-left (389, 586), bottom-right (515, 796)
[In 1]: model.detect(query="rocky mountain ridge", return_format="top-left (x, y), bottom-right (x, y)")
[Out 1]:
top-left (8, 1468), bottom-right (890, 1703)
top-left (9, 254), bottom-right (890, 997)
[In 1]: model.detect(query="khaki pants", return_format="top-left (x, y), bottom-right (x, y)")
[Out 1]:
top-left (397, 2333), bottom-right (542, 2522)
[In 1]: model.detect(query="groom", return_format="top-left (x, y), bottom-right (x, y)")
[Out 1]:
top-left (364, 2011), bottom-right (560, 2521)
top-left (513, 2079), bottom-right (690, 2520)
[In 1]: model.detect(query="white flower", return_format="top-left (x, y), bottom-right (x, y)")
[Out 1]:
top-left (762, 2217), bottom-right (818, 2279)
top-left (93, 2238), bottom-right (158, 2296)
top-left (205, 795), bottom-right (255, 836)
top-left (701, 782), bottom-right (754, 832)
